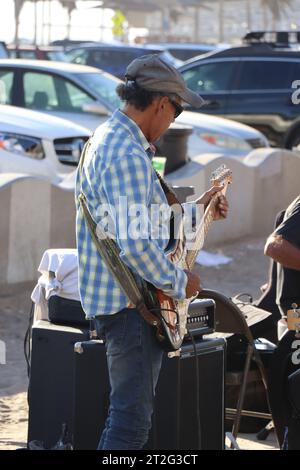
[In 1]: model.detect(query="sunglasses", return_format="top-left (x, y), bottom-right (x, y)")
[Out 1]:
top-left (168, 98), bottom-right (184, 119)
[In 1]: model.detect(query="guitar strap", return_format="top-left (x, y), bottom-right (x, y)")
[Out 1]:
top-left (77, 139), bottom-right (180, 336)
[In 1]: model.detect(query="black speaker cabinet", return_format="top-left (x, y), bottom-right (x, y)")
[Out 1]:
top-left (27, 320), bottom-right (89, 449)
top-left (72, 340), bottom-right (110, 450)
top-left (72, 337), bottom-right (225, 450)
top-left (28, 321), bottom-right (225, 450)
top-left (146, 337), bottom-right (226, 450)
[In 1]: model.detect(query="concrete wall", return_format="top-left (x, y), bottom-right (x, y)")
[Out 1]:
top-left (0, 148), bottom-right (299, 283)
top-left (0, 174), bottom-right (76, 284)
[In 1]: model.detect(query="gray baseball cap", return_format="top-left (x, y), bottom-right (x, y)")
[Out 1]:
top-left (125, 54), bottom-right (205, 108)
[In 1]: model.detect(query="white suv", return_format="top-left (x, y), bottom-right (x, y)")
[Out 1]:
top-left (0, 105), bottom-right (91, 183)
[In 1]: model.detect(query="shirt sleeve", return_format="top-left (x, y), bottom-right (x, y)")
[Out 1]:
top-left (101, 152), bottom-right (187, 300)
top-left (274, 197), bottom-right (300, 250)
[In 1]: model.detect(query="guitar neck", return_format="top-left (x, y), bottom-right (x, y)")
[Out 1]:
top-left (185, 183), bottom-right (229, 270)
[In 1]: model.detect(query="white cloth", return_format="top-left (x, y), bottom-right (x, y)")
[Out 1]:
top-left (196, 250), bottom-right (232, 267)
top-left (31, 249), bottom-right (80, 321)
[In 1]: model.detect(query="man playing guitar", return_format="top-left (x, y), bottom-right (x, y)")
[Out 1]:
top-left (76, 54), bottom-right (228, 450)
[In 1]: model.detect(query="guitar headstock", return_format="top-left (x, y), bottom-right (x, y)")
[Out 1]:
top-left (211, 164), bottom-right (233, 188)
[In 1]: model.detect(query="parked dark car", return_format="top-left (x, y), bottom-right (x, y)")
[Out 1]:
top-left (145, 42), bottom-right (228, 61)
top-left (64, 43), bottom-right (179, 79)
top-left (179, 31), bottom-right (300, 148)
top-left (7, 44), bottom-right (67, 62)
top-left (51, 39), bottom-right (96, 47)
top-left (0, 59), bottom-right (268, 161)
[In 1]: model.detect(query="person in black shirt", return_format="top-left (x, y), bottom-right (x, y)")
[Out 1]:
top-left (264, 195), bottom-right (300, 318)
top-left (264, 195), bottom-right (300, 449)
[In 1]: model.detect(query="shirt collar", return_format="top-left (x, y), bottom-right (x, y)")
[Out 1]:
top-left (112, 109), bottom-right (155, 160)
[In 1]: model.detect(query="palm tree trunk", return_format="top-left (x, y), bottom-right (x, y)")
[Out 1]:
top-left (263, 2), bottom-right (268, 29)
top-left (194, 6), bottom-right (200, 42)
top-left (99, 7), bottom-right (104, 42)
top-left (41, 0), bottom-right (45, 45)
top-left (34, 0), bottom-right (38, 45)
top-left (262, 0), bottom-right (292, 30)
top-left (246, 0), bottom-right (252, 31)
top-left (14, 0), bottom-right (24, 47)
top-left (219, 0), bottom-right (224, 42)
top-left (66, 11), bottom-right (71, 39)
top-left (47, 0), bottom-right (51, 45)
top-left (272, 12), bottom-right (277, 30)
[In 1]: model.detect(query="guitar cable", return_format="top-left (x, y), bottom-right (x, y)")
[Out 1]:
top-left (148, 306), bottom-right (200, 449)
top-left (176, 354), bottom-right (181, 448)
top-left (146, 318), bottom-right (158, 450)
top-left (24, 301), bottom-right (35, 379)
top-left (147, 306), bottom-right (182, 449)
top-left (188, 332), bottom-right (202, 450)
top-left (148, 307), bottom-right (180, 329)
top-left (146, 319), bottom-right (182, 450)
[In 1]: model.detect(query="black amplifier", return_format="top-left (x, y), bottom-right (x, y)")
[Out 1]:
top-left (186, 298), bottom-right (216, 337)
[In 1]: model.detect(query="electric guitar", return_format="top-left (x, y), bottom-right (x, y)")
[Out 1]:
top-left (141, 164), bottom-right (233, 352)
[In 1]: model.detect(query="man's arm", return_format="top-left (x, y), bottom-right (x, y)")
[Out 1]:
top-left (102, 152), bottom-right (189, 299)
top-left (264, 234), bottom-right (300, 270)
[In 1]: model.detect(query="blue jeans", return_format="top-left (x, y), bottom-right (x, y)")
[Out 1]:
top-left (94, 308), bottom-right (164, 450)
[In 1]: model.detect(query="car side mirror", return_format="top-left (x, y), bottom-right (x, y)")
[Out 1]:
top-left (82, 102), bottom-right (109, 115)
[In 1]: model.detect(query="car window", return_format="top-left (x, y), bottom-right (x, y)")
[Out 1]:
top-left (24, 71), bottom-right (94, 112)
top-left (46, 51), bottom-right (68, 62)
top-left (89, 49), bottom-right (141, 69)
top-left (236, 60), bottom-right (293, 90)
top-left (18, 51), bottom-right (37, 60)
top-left (65, 48), bottom-right (89, 65)
top-left (181, 61), bottom-right (236, 93)
top-left (75, 72), bottom-right (121, 109)
top-left (64, 80), bottom-right (94, 110)
top-left (0, 70), bottom-right (13, 104)
top-left (24, 72), bottom-right (58, 109)
top-left (169, 49), bottom-right (209, 61)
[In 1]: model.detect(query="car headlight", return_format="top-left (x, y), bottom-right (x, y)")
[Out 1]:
top-left (198, 132), bottom-right (252, 151)
top-left (0, 132), bottom-right (45, 159)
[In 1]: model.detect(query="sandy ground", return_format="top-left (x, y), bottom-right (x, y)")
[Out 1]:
top-left (0, 236), bottom-right (279, 451)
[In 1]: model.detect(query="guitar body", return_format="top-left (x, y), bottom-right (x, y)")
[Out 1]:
top-left (141, 165), bottom-right (233, 352)
top-left (155, 290), bottom-right (194, 351)
top-left (140, 282), bottom-right (194, 352)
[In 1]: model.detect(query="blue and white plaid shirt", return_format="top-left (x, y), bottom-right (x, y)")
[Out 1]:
top-left (75, 109), bottom-right (188, 318)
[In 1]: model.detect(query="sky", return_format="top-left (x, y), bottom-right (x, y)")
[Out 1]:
top-left (0, 0), bottom-right (115, 44)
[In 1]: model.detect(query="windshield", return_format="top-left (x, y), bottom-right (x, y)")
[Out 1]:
top-left (47, 51), bottom-right (69, 62)
top-left (75, 72), bottom-right (121, 110)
